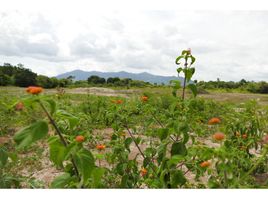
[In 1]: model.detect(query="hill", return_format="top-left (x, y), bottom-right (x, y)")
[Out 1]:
top-left (56, 70), bottom-right (183, 85)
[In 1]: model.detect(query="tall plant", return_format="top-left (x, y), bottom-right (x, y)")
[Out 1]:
top-left (174, 48), bottom-right (197, 100)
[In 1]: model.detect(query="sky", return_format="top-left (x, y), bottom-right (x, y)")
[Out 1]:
top-left (0, 2), bottom-right (268, 81)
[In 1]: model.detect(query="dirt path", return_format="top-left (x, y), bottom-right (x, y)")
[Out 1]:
top-left (58, 87), bottom-right (139, 98)
top-left (199, 92), bottom-right (268, 105)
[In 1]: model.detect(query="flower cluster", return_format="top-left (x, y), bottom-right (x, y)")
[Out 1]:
top-left (140, 167), bottom-right (147, 176)
top-left (212, 132), bottom-right (225, 141)
top-left (208, 117), bottom-right (221, 125)
top-left (141, 96), bottom-right (148, 102)
top-left (96, 144), bottom-right (106, 150)
top-left (200, 161), bottom-right (211, 168)
top-left (26, 86), bottom-right (43, 95)
top-left (112, 99), bottom-right (123, 104)
top-left (75, 135), bottom-right (85, 143)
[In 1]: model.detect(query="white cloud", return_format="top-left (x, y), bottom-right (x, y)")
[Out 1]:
top-left (0, 10), bottom-right (268, 81)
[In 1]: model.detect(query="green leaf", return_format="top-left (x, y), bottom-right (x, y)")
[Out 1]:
top-left (50, 173), bottom-right (76, 188)
top-left (182, 132), bottom-right (190, 144)
top-left (170, 80), bottom-right (181, 89)
top-left (171, 142), bottom-right (187, 156)
top-left (115, 162), bottom-right (127, 176)
top-left (8, 152), bottom-right (18, 162)
top-left (185, 67), bottom-right (195, 82)
top-left (160, 169), bottom-right (170, 185)
top-left (13, 120), bottom-right (48, 149)
top-left (178, 123), bottom-right (190, 134)
top-left (124, 137), bottom-right (133, 152)
top-left (64, 142), bottom-right (77, 159)
top-left (95, 153), bottom-right (105, 160)
top-left (56, 110), bottom-right (79, 130)
top-left (0, 147), bottom-right (8, 167)
top-left (187, 83), bottom-right (197, 97)
top-left (170, 170), bottom-right (187, 187)
top-left (157, 128), bottom-right (169, 141)
top-left (170, 80), bottom-right (181, 97)
top-left (121, 174), bottom-right (129, 188)
top-left (73, 148), bottom-right (95, 183)
top-left (135, 137), bottom-right (142, 144)
top-left (44, 99), bottom-right (56, 115)
top-left (157, 144), bottom-right (167, 163)
top-left (175, 56), bottom-right (185, 65)
top-left (190, 55), bottom-right (196, 65)
top-left (143, 157), bottom-right (151, 167)
top-left (15, 97), bottom-right (37, 109)
top-left (181, 50), bottom-right (189, 55)
top-left (176, 67), bottom-right (183, 75)
top-left (172, 89), bottom-right (176, 97)
top-left (92, 168), bottom-right (105, 188)
top-left (168, 155), bottom-right (184, 167)
top-left (48, 136), bottom-right (67, 167)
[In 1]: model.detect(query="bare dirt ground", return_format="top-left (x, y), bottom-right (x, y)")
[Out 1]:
top-left (64, 88), bottom-right (268, 105)
top-left (53, 87), bottom-right (139, 98)
top-left (2, 86), bottom-right (268, 105)
top-left (199, 92), bottom-right (268, 105)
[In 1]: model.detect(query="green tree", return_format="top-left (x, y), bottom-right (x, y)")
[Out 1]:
top-left (36, 75), bottom-right (59, 88)
top-left (107, 77), bottom-right (120, 85)
top-left (14, 65), bottom-right (37, 87)
top-left (87, 76), bottom-right (106, 84)
top-left (0, 73), bottom-right (11, 86)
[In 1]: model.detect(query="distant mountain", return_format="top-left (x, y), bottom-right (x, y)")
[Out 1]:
top-left (56, 70), bottom-right (184, 85)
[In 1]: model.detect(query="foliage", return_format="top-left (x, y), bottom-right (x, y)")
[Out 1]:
top-left (1, 50), bottom-right (268, 189)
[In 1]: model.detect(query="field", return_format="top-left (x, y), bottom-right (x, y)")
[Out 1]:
top-left (1, 85), bottom-right (268, 188)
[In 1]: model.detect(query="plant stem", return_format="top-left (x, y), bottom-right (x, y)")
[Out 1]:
top-left (124, 124), bottom-right (157, 175)
top-left (150, 111), bottom-right (176, 142)
top-left (38, 101), bottom-right (67, 146)
top-left (223, 170), bottom-right (228, 188)
top-left (182, 62), bottom-right (188, 101)
top-left (125, 126), bottom-right (145, 159)
top-left (150, 110), bottom-right (164, 128)
top-left (38, 100), bottom-right (80, 178)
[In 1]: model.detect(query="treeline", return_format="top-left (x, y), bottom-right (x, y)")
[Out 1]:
top-left (0, 63), bottom-right (152, 88)
top-left (197, 78), bottom-right (268, 94)
top-left (0, 63), bottom-right (73, 88)
top-left (86, 75), bottom-right (151, 87)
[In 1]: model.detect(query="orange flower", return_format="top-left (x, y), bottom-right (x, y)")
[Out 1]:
top-left (140, 167), bottom-right (147, 176)
top-left (112, 99), bottom-right (123, 104)
top-left (212, 132), bottom-right (225, 141)
top-left (208, 117), bottom-right (221, 125)
top-left (242, 134), bottom-right (247, 139)
top-left (96, 144), bottom-right (106, 150)
top-left (15, 102), bottom-right (24, 111)
top-left (200, 161), bottom-right (211, 168)
top-left (75, 135), bottom-right (85, 143)
top-left (26, 86), bottom-right (43, 95)
top-left (141, 96), bottom-right (148, 102)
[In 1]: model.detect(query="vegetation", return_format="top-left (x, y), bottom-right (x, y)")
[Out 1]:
top-left (0, 63), bottom-right (153, 89)
top-left (197, 78), bottom-right (268, 94)
top-left (1, 49), bottom-right (268, 188)
top-left (3, 62), bottom-right (268, 94)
